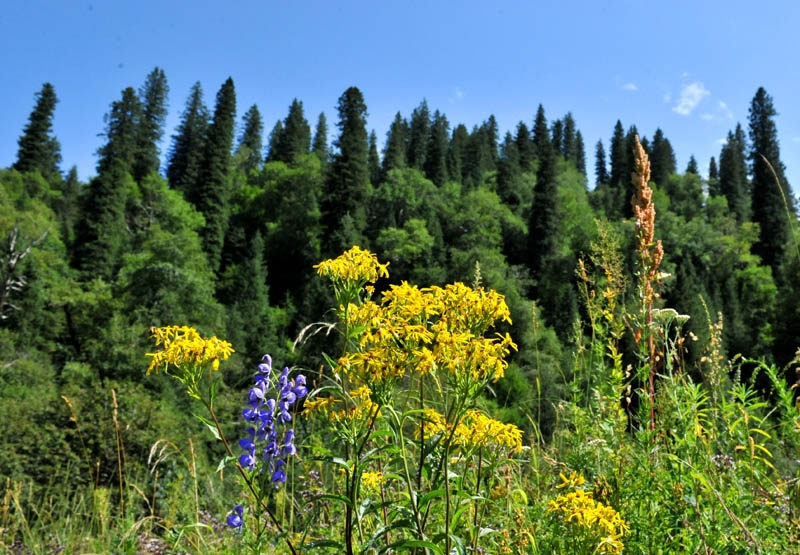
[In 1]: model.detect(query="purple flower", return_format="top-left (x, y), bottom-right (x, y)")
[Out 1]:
top-left (293, 375), bottom-right (308, 399)
top-left (227, 504), bottom-right (243, 531)
top-left (282, 429), bottom-right (297, 457)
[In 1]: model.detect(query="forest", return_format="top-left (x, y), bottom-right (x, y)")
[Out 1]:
top-left (1, 67), bottom-right (799, 553)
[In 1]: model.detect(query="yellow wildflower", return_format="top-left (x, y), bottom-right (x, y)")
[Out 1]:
top-left (146, 325), bottom-right (234, 375)
top-left (314, 245), bottom-right (389, 284)
top-left (454, 409), bottom-right (524, 453)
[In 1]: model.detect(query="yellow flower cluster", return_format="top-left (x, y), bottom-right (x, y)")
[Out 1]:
top-left (146, 325), bottom-right (234, 375)
top-left (453, 409), bottom-right (524, 453)
top-left (302, 385), bottom-right (380, 424)
top-left (417, 407), bottom-right (448, 440)
top-left (337, 278), bottom-right (516, 387)
top-left (548, 474), bottom-right (628, 555)
top-left (314, 245), bottom-right (389, 284)
top-left (360, 471), bottom-right (385, 493)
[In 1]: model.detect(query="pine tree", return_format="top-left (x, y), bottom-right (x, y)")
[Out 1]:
top-left (463, 124), bottom-right (492, 189)
top-left (382, 112), bottom-right (408, 178)
top-left (606, 120), bottom-right (627, 218)
top-left (707, 156), bottom-right (720, 197)
top-left (167, 82), bottom-right (209, 195)
top-left (312, 112), bottom-right (329, 168)
top-left (274, 99), bottom-right (311, 164)
top-left (407, 100), bottom-right (430, 170)
top-left (196, 77), bottom-right (236, 272)
top-left (14, 82), bottom-right (62, 181)
top-left (528, 135), bottom-right (559, 279)
top-left (424, 110), bottom-right (449, 186)
top-left (368, 130), bottom-right (381, 185)
top-left (323, 86), bottom-right (370, 242)
top-left (265, 120), bottom-right (284, 163)
top-left (650, 128), bottom-right (676, 188)
top-left (447, 124), bottom-right (469, 183)
top-left (718, 125), bottom-right (750, 224)
top-left (497, 132), bottom-right (523, 209)
top-left (56, 166), bottom-right (80, 244)
top-left (236, 104), bottom-right (263, 175)
top-left (515, 121), bottom-right (534, 172)
top-left (574, 130), bottom-right (586, 176)
top-left (531, 105), bottom-right (549, 159)
top-left (484, 114), bottom-right (500, 165)
top-left (551, 119), bottom-right (564, 158)
top-left (96, 87), bottom-right (142, 177)
top-left (132, 67), bottom-right (169, 183)
top-left (562, 113), bottom-right (577, 164)
top-left (594, 140), bottom-right (608, 187)
top-left (685, 155), bottom-right (699, 175)
top-left (749, 87), bottom-right (792, 277)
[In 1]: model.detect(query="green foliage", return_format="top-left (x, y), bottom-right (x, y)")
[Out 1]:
top-left (14, 82), bottom-right (62, 182)
top-left (167, 81), bottom-right (209, 195)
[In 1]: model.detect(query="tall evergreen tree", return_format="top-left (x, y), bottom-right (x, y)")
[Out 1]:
top-left (132, 67), bottom-right (169, 183)
top-left (167, 82), bottom-right (208, 195)
top-left (447, 124), bottom-right (469, 183)
top-left (718, 125), bottom-right (750, 224)
top-left (265, 120), bottom-right (284, 163)
top-left (407, 100), bottom-right (430, 170)
top-left (531, 104), bottom-right (550, 159)
top-left (424, 110), bottom-right (450, 186)
top-left (322, 86), bottom-right (370, 242)
top-left (56, 166), bottom-right (80, 245)
top-left (551, 119), bottom-right (564, 158)
top-left (650, 128), bottom-right (676, 188)
top-left (484, 114), bottom-right (500, 165)
top-left (196, 77), bottom-right (236, 272)
top-left (574, 130), bottom-right (586, 176)
top-left (515, 121), bottom-right (534, 172)
top-left (749, 87), bottom-right (792, 277)
top-left (497, 132), bottom-right (524, 211)
top-left (96, 87), bottom-right (142, 177)
top-left (685, 155), bottom-right (699, 175)
top-left (707, 156), bottom-right (720, 197)
top-left (236, 104), bottom-right (264, 175)
top-left (312, 112), bottom-right (329, 168)
top-left (368, 130), bottom-right (381, 186)
top-left (274, 99), bottom-right (311, 164)
top-left (382, 112), bottom-right (408, 178)
top-left (606, 120), bottom-right (627, 218)
top-left (463, 124), bottom-right (492, 189)
top-left (14, 82), bottom-right (61, 181)
top-left (528, 134), bottom-right (559, 301)
top-left (594, 140), bottom-right (608, 188)
top-left (562, 113), bottom-right (577, 164)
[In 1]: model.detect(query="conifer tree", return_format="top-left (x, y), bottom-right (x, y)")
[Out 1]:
top-left (14, 82), bottom-right (61, 181)
top-left (574, 130), bottom-right (586, 176)
top-left (312, 112), bottom-right (329, 168)
top-left (749, 87), bottom-right (792, 277)
top-left (497, 132), bottom-right (523, 210)
top-left (718, 125), bottom-right (750, 224)
top-left (594, 140), bottom-right (608, 188)
top-left (96, 87), bottom-right (143, 177)
top-left (515, 121), bottom-right (534, 172)
top-left (382, 112), bottom-right (408, 178)
top-left (562, 113), bottom-right (577, 164)
top-left (551, 119), bottom-right (564, 158)
top-left (56, 166), bottom-right (80, 245)
top-left (167, 82), bottom-right (208, 195)
top-left (368, 130), bottom-right (381, 185)
top-left (236, 104), bottom-right (264, 175)
top-left (132, 67), bottom-right (169, 183)
top-left (685, 155), bottom-right (699, 175)
top-left (447, 124), bottom-right (469, 183)
top-left (531, 104), bottom-right (549, 159)
top-left (707, 156), bottom-right (720, 197)
top-left (424, 110), bottom-right (450, 186)
top-left (484, 114), bottom-right (500, 165)
top-left (274, 99), bottom-right (311, 164)
top-left (463, 124), bottom-right (492, 189)
top-left (407, 100), bottom-right (430, 170)
top-left (323, 86), bottom-right (370, 242)
top-left (650, 128), bottom-right (676, 188)
top-left (528, 130), bottom-right (559, 279)
top-left (606, 120), bottom-right (627, 218)
top-left (265, 120), bottom-right (284, 163)
top-left (196, 77), bottom-right (236, 272)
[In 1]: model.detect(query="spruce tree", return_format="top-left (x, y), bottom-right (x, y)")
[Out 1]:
top-left (515, 121), bottom-right (534, 172)
top-left (594, 140), bottom-right (608, 188)
top-left (196, 77), bottom-right (236, 272)
top-left (528, 134), bottom-right (559, 279)
top-left (718, 125), bottom-right (750, 224)
top-left (463, 124), bottom-right (492, 189)
top-left (424, 110), bottom-right (450, 186)
top-left (132, 67), bottom-right (169, 183)
top-left (368, 130), bottom-right (381, 185)
top-left (562, 113), bottom-right (577, 164)
top-left (484, 114), bottom-right (500, 165)
top-left (574, 130), bottom-right (586, 176)
top-left (57, 166), bottom-right (80, 245)
top-left (447, 124), bottom-right (469, 183)
top-left (14, 82), bottom-right (61, 181)
top-left (274, 99), bottom-right (311, 164)
top-left (407, 100), bottom-right (430, 170)
top-left (650, 128), bottom-right (676, 188)
top-left (382, 112), bottom-right (408, 178)
top-left (265, 120), bottom-right (284, 163)
top-left (96, 87), bottom-right (143, 177)
top-left (497, 132), bottom-right (523, 210)
top-left (551, 119), bottom-right (564, 158)
top-left (312, 112), bottom-right (329, 168)
top-left (707, 156), bottom-right (720, 197)
top-left (531, 105), bottom-right (549, 159)
top-left (685, 155), bottom-right (699, 175)
top-left (167, 82), bottom-right (209, 195)
top-left (749, 87), bottom-right (792, 277)
top-left (607, 120), bottom-right (627, 218)
top-left (236, 104), bottom-right (264, 175)
top-left (323, 86), bottom-right (370, 242)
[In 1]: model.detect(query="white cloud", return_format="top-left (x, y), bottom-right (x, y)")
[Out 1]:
top-left (673, 82), bottom-right (710, 116)
top-left (700, 113), bottom-right (714, 121)
top-left (622, 82), bottom-right (638, 91)
top-left (718, 101), bottom-right (733, 119)
top-left (716, 137), bottom-right (727, 145)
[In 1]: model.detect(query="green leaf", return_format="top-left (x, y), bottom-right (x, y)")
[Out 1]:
top-left (216, 455), bottom-right (235, 472)
top-left (193, 413), bottom-right (221, 440)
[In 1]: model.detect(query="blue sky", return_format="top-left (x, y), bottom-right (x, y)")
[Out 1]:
top-left (2, 1), bottom-right (799, 191)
